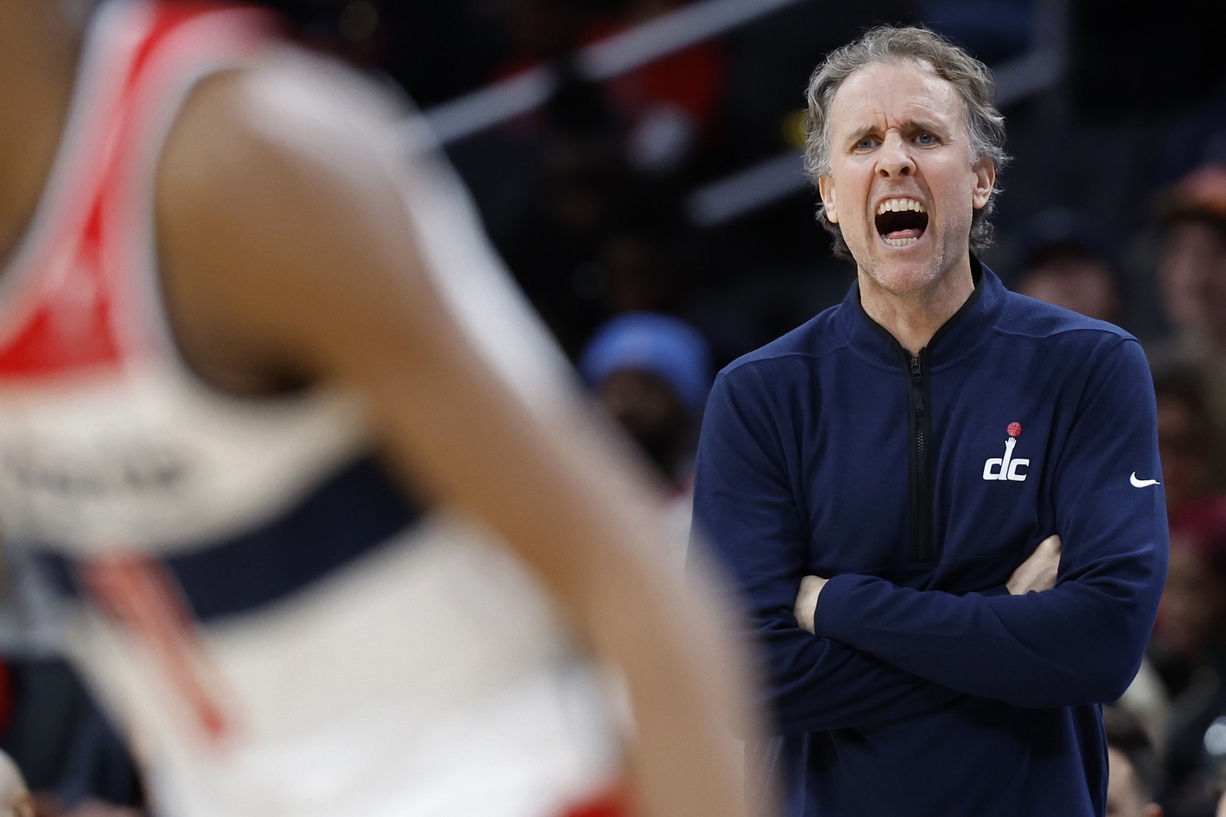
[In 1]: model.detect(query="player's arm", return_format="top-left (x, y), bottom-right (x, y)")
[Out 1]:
top-left (799, 339), bottom-right (1167, 709)
top-left (693, 364), bottom-right (963, 735)
top-left (155, 55), bottom-right (771, 817)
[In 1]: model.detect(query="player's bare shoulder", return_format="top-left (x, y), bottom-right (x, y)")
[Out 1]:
top-left (160, 45), bottom-right (412, 201)
top-left (155, 47), bottom-right (436, 386)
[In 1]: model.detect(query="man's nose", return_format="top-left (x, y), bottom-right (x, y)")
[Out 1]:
top-left (877, 132), bottom-right (914, 177)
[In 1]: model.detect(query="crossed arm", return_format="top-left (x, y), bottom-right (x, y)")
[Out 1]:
top-left (792, 533), bottom-right (1063, 631)
top-left (788, 350), bottom-right (1165, 708)
top-left (693, 339), bottom-right (1167, 732)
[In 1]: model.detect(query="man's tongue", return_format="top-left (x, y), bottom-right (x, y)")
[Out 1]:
top-left (881, 226), bottom-right (925, 248)
top-left (876, 209), bottom-right (929, 246)
top-left (885, 228), bottom-right (923, 240)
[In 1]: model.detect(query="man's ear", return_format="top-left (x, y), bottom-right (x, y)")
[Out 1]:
top-left (817, 175), bottom-right (838, 223)
top-left (971, 159), bottom-right (995, 210)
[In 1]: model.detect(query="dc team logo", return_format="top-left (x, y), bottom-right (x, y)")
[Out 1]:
top-left (983, 422), bottom-right (1030, 482)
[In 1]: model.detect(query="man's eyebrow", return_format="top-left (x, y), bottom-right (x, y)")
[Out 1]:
top-left (904, 117), bottom-right (948, 135)
top-left (843, 117), bottom-right (950, 147)
top-left (845, 124), bottom-right (879, 146)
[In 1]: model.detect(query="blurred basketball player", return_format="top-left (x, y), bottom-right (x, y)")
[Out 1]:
top-left (0, 751), bottom-right (33, 817)
top-left (0, 2), bottom-right (769, 816)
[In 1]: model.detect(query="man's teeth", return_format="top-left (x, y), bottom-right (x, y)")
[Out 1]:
top-left (876, 198), bottom-right (926, 215)
top-left (883, 236), bottom-right (920, 247)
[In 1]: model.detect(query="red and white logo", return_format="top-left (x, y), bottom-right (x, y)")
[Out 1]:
top-left (983, 422), bottom-right (1030, 482)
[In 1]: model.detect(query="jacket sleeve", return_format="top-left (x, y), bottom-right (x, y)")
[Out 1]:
top-left (692, 363), bottom-right (961, 735)
top-left (810, 337), bottom-right (1169, 709)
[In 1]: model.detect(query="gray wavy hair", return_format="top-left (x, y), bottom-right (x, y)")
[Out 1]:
top-left (803, 26), bottom-right (1009, 258)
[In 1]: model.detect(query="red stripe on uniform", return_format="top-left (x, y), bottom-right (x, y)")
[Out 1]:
top-left (562, 783), bottom-right (635, 817)
top-left (83, 552), bottom-right (236, 745)
top-left (0, 2), bottom-right (274, 382)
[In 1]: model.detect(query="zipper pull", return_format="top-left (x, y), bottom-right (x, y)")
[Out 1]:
top-left (910, 355), bottom-right (924, 411)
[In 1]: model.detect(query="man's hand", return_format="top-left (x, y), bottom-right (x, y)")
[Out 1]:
top-left (1006, 534), bottom-right (1062, 595)
top-left (793, 574), bottom-right (829, 633)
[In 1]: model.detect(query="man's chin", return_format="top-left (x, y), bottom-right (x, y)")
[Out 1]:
top-left (860, 256), bottom-right (944, 297)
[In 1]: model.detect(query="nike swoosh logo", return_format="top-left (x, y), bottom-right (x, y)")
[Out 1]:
top-left (1130, 472), bottom-right (1161, 488)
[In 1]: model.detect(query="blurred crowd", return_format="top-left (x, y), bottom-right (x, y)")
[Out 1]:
top-left (4, 0), bottom-right (1226, 815)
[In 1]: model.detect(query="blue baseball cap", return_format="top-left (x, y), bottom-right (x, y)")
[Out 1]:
top-left (580, 312), bottom-right (712, 414)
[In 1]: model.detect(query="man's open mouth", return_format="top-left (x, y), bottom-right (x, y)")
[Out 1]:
top-left (875, 198), bottom-right (928, 247)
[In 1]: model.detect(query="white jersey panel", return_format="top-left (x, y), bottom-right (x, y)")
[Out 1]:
top-left (0, 372), bottom-right (366, 553)
top-left (69, 518), bottom-right (620, 817)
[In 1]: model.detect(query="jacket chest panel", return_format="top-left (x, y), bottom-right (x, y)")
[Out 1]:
top-left (801, 361), bottom-right (1060, 584)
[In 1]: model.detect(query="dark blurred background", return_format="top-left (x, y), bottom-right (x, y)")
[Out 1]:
top-left (254, 0), bottom-right (1226, 368)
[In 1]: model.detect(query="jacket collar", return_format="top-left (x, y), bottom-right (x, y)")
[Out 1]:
top-left (841, 255), bottom-right (1006, 370)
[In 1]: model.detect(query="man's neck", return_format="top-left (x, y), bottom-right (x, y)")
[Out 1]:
top-left (0, 2), bottom-right (83, 261)
top-left (858, 258), bottom-right (976, 356)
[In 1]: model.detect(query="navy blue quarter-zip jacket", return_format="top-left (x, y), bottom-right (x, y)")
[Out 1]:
top-left (692, 261), bottom-right (1168, 817)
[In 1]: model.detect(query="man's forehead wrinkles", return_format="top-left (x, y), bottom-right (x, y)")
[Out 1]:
top-left (832, 65), bottom-right (964, 133)
top-left (837, 110), bottom-right (952, 140)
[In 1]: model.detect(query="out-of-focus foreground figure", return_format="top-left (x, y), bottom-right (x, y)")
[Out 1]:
top-left (0, 2), bottom-right (770, 817)
top-left (0, 750), bottom-right (33, 817)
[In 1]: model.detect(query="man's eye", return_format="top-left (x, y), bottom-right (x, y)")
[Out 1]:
top-left (856, 137), bottom-right (877, 150)
top-left (915, 132), bottom-right (936, 145)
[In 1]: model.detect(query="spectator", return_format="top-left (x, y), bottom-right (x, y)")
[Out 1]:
top-left (1104, 704), bottom-right (1165, 817)
top-left (1150, 164), bottom-right (1226, 421)
top-left (1152, 361), bottom-right (1226, 542)
top-left (1151, 530), bottom-right (1226, 817)
top-left (598, 204), bottom-right (697, 319)
top-left (581, 313), bottom-right (712, 568)
top-left (1010, 207), bottom-right (1125, 326)
top-left (496, 77), bottom-right (641, 357)
top-left (581, 312), bottom-right (711, 488)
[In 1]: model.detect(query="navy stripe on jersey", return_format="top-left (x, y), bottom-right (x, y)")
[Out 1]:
top-left (37, 455), bottom-right (424, 622)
